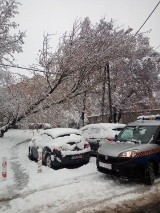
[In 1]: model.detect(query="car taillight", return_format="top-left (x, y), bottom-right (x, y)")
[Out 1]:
top-left (105, 138), bottom-right (113, 142)
top-left (84, 143), bottom-right (90, 148)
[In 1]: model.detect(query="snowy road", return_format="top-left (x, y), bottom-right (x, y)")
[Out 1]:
top-left (0, 130), bottom-right (160, 213)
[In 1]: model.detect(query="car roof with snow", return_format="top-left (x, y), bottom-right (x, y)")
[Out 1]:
top-left (137, 114), bottom-right (160, 121)
top-left (41, 128), bottom-right (81, 138)
top-left (80, 123), bottom-right (126, 130)
top-left (128, 120), bottom-right (160, 126)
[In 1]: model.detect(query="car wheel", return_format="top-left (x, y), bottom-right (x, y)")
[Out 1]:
top-left (46, 154), bottom-right (52, 168)
top-left (144, 162), bottom-right (155, 185)
top-left (28, 147), bottom-right (34, 160)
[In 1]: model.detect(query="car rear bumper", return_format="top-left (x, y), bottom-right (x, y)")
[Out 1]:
top-left (51, 152), bottom-right (90, 167)
top-left (97, 154), bottom-right (145, 180)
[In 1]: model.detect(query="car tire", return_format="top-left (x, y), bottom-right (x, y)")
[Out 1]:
top-left (28, 147), bottom-right (34, 160)
top-left (46, 154), bottom-right (52, 168)
top-left (144, 162), bottom-right (155, 185)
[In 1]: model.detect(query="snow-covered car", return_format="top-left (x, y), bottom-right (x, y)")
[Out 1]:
top-left (28, 128), bottom-right (91, 168)
top-left (81, 123), bottom-right (126, 155)
top-left (97, 116), bottom-right (160, 185)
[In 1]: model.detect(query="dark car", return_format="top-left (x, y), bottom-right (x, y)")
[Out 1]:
top-left (28, 128), bottom-right (91, 168)
top-left (97, 115), bottom-right (160, 185)
top-left (81, 123), bottom-right (125, 155)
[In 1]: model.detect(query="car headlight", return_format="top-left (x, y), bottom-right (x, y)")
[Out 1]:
top-left (118, 149), bottom-right (138, 157)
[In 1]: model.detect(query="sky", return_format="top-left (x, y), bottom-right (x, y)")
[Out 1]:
top-left (13, 0), bottom-right (160, 75)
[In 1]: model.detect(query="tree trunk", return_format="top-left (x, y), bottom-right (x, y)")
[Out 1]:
top-left (0, 119), bottom-right (17, 137)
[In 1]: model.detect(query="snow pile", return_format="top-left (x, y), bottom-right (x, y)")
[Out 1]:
top-left (44, 128), bottom-right (81, 138)
top-left (81, 123), bottom-right (126, 139)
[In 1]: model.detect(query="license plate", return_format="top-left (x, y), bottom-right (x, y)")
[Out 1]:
top-left (71, 155), bottom-right (82, 159)
top-left (99, 162), bottom-right (112, 170)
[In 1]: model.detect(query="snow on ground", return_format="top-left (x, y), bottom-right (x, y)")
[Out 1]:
top-left (0, 129), bottom-right (160, 213)
top-left (0, 130), bottom-right (36, 196)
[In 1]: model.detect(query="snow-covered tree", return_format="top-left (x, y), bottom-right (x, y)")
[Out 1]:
top-left (111, 37), bottom-right (160, 112)
top-left (57, 18), bottom-right (160, 120)
top-left (1, 17), bottom-right (159, 136)
top-left (0, 0), bottom-right (24, 67)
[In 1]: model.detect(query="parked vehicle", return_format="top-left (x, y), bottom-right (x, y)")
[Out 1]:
top-left (97, 115), bottom-right (160, 185)
top-left (81, 123), bottom-right (126, 155)
top-left (28, 128), bottom-right (91, 168)
top-left (28, 123), bottom-right (52, 129)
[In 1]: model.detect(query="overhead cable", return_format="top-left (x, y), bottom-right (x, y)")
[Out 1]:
top-left (0, 63), bottom-right (44, 73)
top-left (132, 1), bottom-right (160, 40)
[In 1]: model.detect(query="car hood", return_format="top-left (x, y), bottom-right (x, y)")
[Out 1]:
top-left (98, 141), bottom-right (139, 157)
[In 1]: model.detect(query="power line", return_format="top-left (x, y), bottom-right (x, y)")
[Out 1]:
top-left (0, 63), bottom-right (44, 73)
top-left (0, 63), bottom-right (63, 76)
top-left (132, 1), bottom-right (160, 40)
top-left (155, 44), bottom-right (160, 51)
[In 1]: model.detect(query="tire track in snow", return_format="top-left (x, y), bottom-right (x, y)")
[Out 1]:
top-left (0, 140), bottom-right (30, 211)
top-left (57, 179), bottom-right (160, 213)
top-left (0, 166), bottom-right (98, 212)
top-left (22, 171), bottom-right (98, 197)
top-left (10, 140), bottom-right (30, 191)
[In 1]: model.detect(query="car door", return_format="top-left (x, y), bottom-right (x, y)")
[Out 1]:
top-left (155, 130), bottom-right (160, 163)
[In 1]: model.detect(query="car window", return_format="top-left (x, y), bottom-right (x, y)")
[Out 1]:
top-left (43, 133), bottom-right (80, 140)
top-left (112, 127), bottom-right (124, 131)
top-left (56, 133), bottom-right (80, 138)
top-left (118, 126), bottom-right (159, 144)
top-left (56, 134), bottom-right (71, 138)
top-left (118, 127), bottom-right (133, 141)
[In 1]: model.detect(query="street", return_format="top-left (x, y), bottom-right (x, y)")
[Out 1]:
top-left (0, 130), bottom-right (160, 213)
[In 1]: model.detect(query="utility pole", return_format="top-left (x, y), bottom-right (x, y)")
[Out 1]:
top-left (81, 91), bottom-right (87, 127)
top-left (106, 63), bottom-right (112, 123)
top-left (101, 65), bottom-right (107, 122)
top-left (101, 63), bottom-right (113, 123)
top-left (101, 28), bottom-right (133, 123)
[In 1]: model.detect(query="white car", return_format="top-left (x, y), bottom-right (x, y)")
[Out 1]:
top-left (28, 128), bottom-right (91, 168)
top-left (81, 123), bottom-right (126, 155)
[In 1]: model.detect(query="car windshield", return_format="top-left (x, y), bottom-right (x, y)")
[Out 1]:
top-left (117, 125), bottom-right (159, 144)
top-left (82, 128), bottom-right (104, 139)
